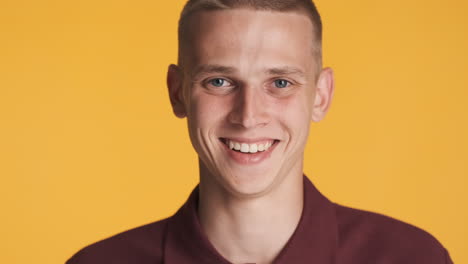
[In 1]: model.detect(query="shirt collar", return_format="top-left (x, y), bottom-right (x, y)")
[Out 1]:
top-left (164, 175), bottom-right (338, 264)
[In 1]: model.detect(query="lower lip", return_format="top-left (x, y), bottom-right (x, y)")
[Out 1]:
top-left (221, 140), bottom-right (278, 165)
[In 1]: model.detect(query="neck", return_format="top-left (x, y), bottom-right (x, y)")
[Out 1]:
top-left (198, 163), bottom-right (304, 264)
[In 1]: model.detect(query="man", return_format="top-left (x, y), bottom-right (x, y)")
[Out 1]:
top-left (67, 0), bottom-right (453, 263)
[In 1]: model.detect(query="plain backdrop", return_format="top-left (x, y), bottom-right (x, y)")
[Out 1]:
top-left (0, 0), bottom-right (466, 263)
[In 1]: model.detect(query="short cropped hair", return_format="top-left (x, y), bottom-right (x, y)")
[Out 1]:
top-left (177, 0), bottom-right (323, 69)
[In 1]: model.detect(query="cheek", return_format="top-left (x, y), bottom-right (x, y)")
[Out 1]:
top-left (273, 94), bottom-right (313, 127)
top-left (188, 93), bottom-right (231, 129)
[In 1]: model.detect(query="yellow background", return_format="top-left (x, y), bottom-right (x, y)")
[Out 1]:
top-left (1, 0), bottom-right (466, 263)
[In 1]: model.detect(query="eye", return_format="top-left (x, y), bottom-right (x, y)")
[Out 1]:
top-left (274, 79), bottom-right (290, 88)
top-left (208, 78), bottom-right (230, 87)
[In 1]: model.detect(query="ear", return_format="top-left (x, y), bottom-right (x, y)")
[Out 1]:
top-left (311, 67), bottom-right (335, 122)
top-left (167, 64), bottom-right (187, 118)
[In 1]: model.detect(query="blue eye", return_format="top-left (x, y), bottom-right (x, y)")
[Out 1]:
top-left (274, 79), bottom-right (290, 88)
top-left (209, 78), bottom-right (226, 87)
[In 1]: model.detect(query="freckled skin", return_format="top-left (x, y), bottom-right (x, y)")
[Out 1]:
top-left (169, 9), bottom-right (333, 198)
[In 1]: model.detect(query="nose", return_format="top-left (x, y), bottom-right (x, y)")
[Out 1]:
top-left (227, 85), bottom-right (270, 128)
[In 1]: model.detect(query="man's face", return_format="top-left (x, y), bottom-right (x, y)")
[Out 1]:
top-left (169, 9), bottom-right (332, 196)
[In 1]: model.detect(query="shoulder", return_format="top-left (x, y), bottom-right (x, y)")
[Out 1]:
top-left (333, 203), bottom-right (452, 263)
top-left (66, 218), bottom-right (170, 264)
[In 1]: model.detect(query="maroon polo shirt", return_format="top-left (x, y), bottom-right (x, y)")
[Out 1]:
top-left (67, 176), bottom-right (453, 263)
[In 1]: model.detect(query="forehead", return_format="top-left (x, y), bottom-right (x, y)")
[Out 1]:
top-left (183, 9), bottom-right (317, 74)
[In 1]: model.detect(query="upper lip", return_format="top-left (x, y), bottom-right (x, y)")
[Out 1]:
top-left (219, 137), bottom-right (279, 144)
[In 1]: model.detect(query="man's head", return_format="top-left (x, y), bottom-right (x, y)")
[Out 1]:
top-left (177, 0), bottom-right (323, 71)
top-left (167, 0), bottom-right (334, 197)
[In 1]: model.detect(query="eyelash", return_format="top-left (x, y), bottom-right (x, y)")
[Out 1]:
top-left (273, 79), bottom-right (291, 89)
top-left (207, 78), bottom-right (232, 88)
top-left (204, 78), bottom-right (293, 90)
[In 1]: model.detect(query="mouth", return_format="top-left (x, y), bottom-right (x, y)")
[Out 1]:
top-left (219, 138), bottom-right (280, 154)
top-left (218, 137), bottom-right (280, 165)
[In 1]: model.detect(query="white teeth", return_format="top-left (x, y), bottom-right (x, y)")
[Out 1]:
top-left (258, 144), bottom-right (265, 151)
top-left (240, 143), bottom-right (249, 153)
top-left (225, 139), bottom-right (275, 153)
top-left (249, 144), bottom-right (258, 153)
top-left (234, 142), bottom-right (241, 151)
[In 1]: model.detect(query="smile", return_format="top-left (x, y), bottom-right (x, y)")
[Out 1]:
top-left (219, 138), bottom-right (279, 153)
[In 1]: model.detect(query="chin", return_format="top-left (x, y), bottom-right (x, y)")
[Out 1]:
top-left (217, 167), bottom-right (282, 198)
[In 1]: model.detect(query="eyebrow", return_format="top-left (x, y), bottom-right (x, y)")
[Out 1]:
top-left (191, 64), bottom-right (306, 78)
top-left (266, 66), bottom-right (306, 77)
top-left (191, 64), bottom-right (237, 78)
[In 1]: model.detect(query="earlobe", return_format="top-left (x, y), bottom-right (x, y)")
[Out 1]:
top-left (167, 64), bottom-right (187, 118)
top-left (311, 67), bottom-right (334, 122)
